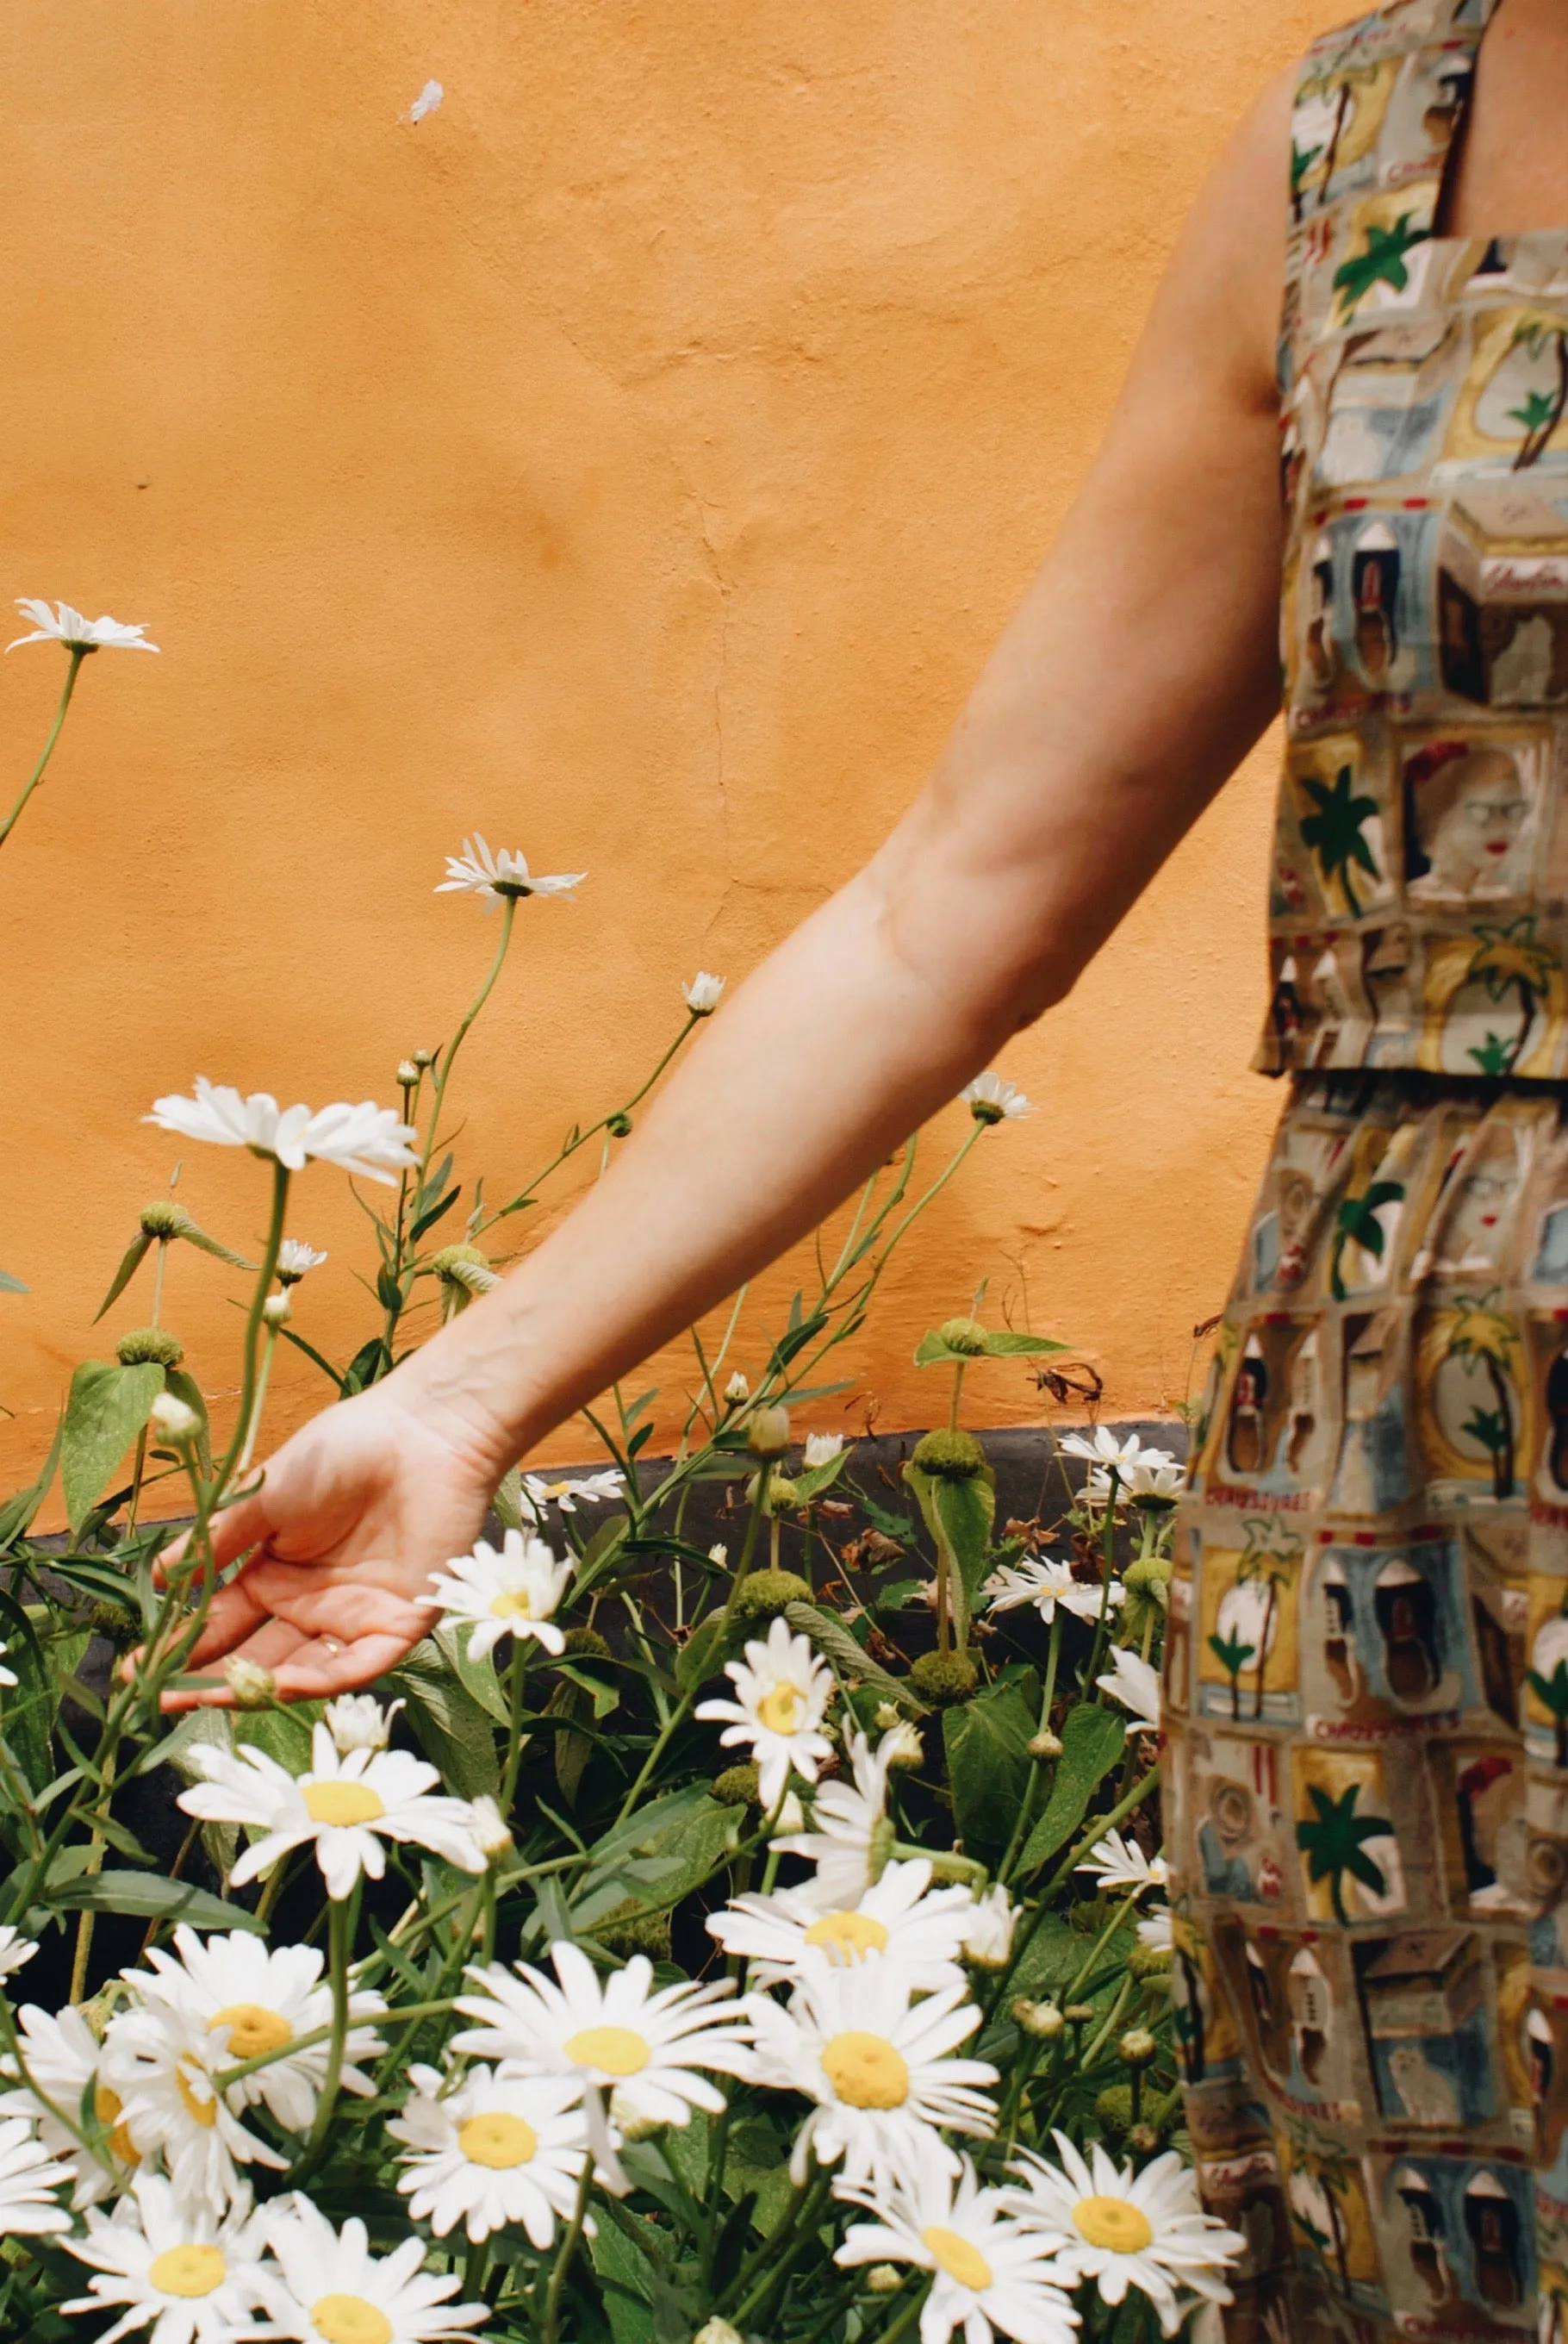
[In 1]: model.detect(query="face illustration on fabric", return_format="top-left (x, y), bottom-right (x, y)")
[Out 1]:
top-left (1405, 743), bottom-right (1534, 901)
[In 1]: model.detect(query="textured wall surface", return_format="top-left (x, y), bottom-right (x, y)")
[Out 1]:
top-left (0, 0), bottom-right (1345, 1499)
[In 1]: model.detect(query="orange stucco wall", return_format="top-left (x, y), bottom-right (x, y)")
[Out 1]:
top-left (0, 1), bottom-right (1348, 1503)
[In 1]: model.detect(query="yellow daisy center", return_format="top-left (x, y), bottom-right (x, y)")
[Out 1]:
top-left (821, 2030), bottom-right (910, 2109)
top-left (490, 1588), bottom-right (536, 1620)
top-left (148, 2242), bottom-right (227, 2299)
top-left (303, 1779), bottom-right (385, 1828)
top-left (922, 2225), bottom-right (992, 2292)
top-left (311, 2297), bottom-right (393, 2344)
top-left (803, 1911), bottom-right (888, 1961)
top-left (210, 2003), bottom-right (293, 2060)
top-left (93, 2083), bottom-right (139, 2165)
top-left (176, 2068), bottom-right (220, 2129)
top-left (543, 1481), bottom-right (572, 1499)
top-left (1073, 2195), bottom-right (1154, 2254)
top-left (459, 2110), bottom-right (539, 2169)
top-left (564, 2024), bottom-right (651, 2078)
top-left (757, 1681), bottom-right (803, 1734)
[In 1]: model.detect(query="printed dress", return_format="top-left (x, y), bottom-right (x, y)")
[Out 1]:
top-left (1164, 3), bottom-right (1568, 2337)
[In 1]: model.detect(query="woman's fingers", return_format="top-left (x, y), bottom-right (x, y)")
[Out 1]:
top-left (270, 1631), bottom-right (425, 1701)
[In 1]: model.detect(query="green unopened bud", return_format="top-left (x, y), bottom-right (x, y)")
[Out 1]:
top-left (1095, 2084), bottom-right (1135, 2143)
top-left (1013, 1998), bottom-right (1065, 2040)
top-left (596, 1906), bottom-right (671, 1963)
top-left (138, 1201), bottom-right (191, 1240)
top-left (724, 1371), bottom-right (750, 1405)
top-left (909, 1649), bottom-right (978, 1705)
top-left (115, 1326), bottom-right (184, 1368)
top-left (412, 1048), bottom-right (436, 1069)
top-left (562, 1625), bottom-right (612, 1659)
top-left (713, 1763), bottom-right (761, 1808)
top-left (1065, 2003), bottom-right (1097, 2026)
top-left (937, 1316), bottom-right (989, 1356)
top-left (734, 1568), bottom-right (813, 1621)
top-left (1119, 2027), bottom-right (1159, 2069)
top-left (224, 1656), bottom-right (277, 1709)
top-left (874, 1701), bottom-right (902, 1731)
top-left (396, 1059), bottom-right (421, 1086)
top-left (746, 1406), bottom-right (792, 1460)
top-left (911, 1426), bottom-right (986, 1479)
top-left (1028, 1728), bottom-right (1064, 1761)
top-left (149, 1390), bottom-right (201, 1444)
top-left (262, 1293), bottom-right (291, 1328)
top-left (760, 1472), bottom-right (802, 1514)
top-left (606, 1111), bottom-right (632, 1138)
top-left (1123, 1555), bottom-right (1173, 1600)
top-left (1129, 1942), bottom-right (1173, 1982)
top-left (864, 2267), bottom-right (904, 2296)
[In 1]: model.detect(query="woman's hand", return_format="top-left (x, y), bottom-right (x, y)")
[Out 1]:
top-left (141, 1381), bottom-right (501, 1708)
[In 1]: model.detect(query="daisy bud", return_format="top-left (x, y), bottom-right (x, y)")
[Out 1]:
top-left (709, 1542), bottom-right (728, 1567)
top-left (224, 1656), bottom-right (277, 1709)
top-left (910, 1426), bottom-right (986, 1480)
top-left (880, 1720), bottom-right (924, 1769)
top-left (1065, 2003), bottom-right (1097, 2026)
top-left (713, 1762), bottom-right (761, 1808)
top-left (1119, 2026), bottom-right (1159, 2069)
top-left (116, 1325), bottom-right (184, 1368)
top-left (262, 1292), bottom-right (291, 1327)
top-left (723, 1371), bottom-right (750, 1405)
top-left (682, 971), bottom-right (725, 1016)
top-left (908, 1649), bottom-right (978, 1706)
top-left (396, 1059), bottom-right (421, 1085)
top-left (148, 1390), bottom-right (200, 1443)
top-left (139, 1200), bottom-right (191, 1239)
top-left (773, 1791), bottom-right (807, 1833)
top-left (325, 1693), bottom-right (395, 1753)
top-left (412, 1048), bottom-right (436, 1069)
top-left (1013, 1998), bottom-right (1065, 2040)
top-left (276, 1238), bottom-right (327, 1286)
top-left (1128, 2122), bottom-right (1160, 2154)
top-left (961, 1885), bottom-right (1017, 1968)
top-left (469, 1795), bottom-right (514, 1861)
top-left (733, 1567), bottom-right (812, 1621)
top-left (746, 1405), bottom-right (792, 1459)
top-left (874, 1701), bottom-right (901, 1731)
top-left (865, 2267), bottom-right (905, 2294)
top-left (1028, 1728), bottom-right (1064, 1761)
top-left (607, 1112), bottom-right (632, 1138)
top-left (694, 2322), bottom-right (746, 2344)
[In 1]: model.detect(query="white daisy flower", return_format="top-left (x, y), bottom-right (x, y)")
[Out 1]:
top-left (1060, 1427), bottom-right (1167, 1485)
top-left (62, 2172), bottom-right (273, 2343)
top-left (420, 1529), bottom-right (574, 1662)
top-left (177, 1723), bottom-right (487, 1903)
top-left (773, 1730), bottom-right (896, 1913)
top-left (7, 598), bottom-right (159, 654)
top-left (98, 2004), bottom-right (289, 2211)
top-left (519, 1469), bottom-right (624, 1520)
top-left (0, 1640), bottom-right (16, 1689)
top-left (746, 1950), bottom-right (998, 2191)
top-left (261, 2193), bottom-right (488, 2341)
top-left (276, 1239), bottom-right (327, 1286)
top-left (468, 1795), bottom-right (513, 1861)
top-left (696, 1616), bottom-right (836, 1810)
top-left (706, 1859), bottom-right (974, 1993)
top-left (1005, 2135), bottom-right (1245, 2338)
top-left (1095, 1647), bottom-right (1161, 1737)
top-left (0, 1923), bottom-right (36, 1976)
top-left (0, 2001), bottom-right (132, 2206)
top-left (1087, 1449), bottom-right (1185, 1506)
top-left (1136, 1908), bottom-right (1174, 1956)
top-left (681, 971), bottom-right (725, 1015)
top-left (0, 2114), bottom-right (72, 2236)
top-left (836, 2147), bottom-right (1080, 2344)
top-left (983, 1557), bottom-right (1124, 1625)
top-left (128, 1927), bottom-right (387, 2135)
top-left (146, 1080), bottom-right (419, 1187)
top-left (454, 1942), bottom-right (752, 2135)
top-left (389, 2062), bottom-right (588, 2247)
top-left (960, 1886), bottom-right (1017, 1969)
top-left (435, 834), bottom-right (585, 911)
top-left (323, 1693), bottom-right (399, 1754)
top-left (802, 1432), bottom-right (846, 1468)
top-left (1077, 1831), bottom-right (1167, 1900)
top-left (961, 1072), bottom-right (1031, 1125)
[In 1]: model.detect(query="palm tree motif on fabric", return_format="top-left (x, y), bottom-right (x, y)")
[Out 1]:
top-left (1506, 321), bottom-right (1568, 472)
top-left (1465, 919), bottom-right (1559, 1078)
top-left (1434, 1289), bottom-right (1521, 1498)
top-left (1333, 213), bottom-right (1431, 316)
top-left (1330, 1175), bottom-right (1405, 1301)
top-left (1300, 764), bottom-right (1380, 916)
top-left (1529, 1603), bottom-right (1568, 1767)
top-left (1209, 1621), bottom-right (1254, 1722)
top-left (1236, 1519), bottom-right (1303, 1721)
top-left (1289, 2131), bottom-right (1363, 2297)
top-left (1296, 1780), bottom-right (1394, 1925)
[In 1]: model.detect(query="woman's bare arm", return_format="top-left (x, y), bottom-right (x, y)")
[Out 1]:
top-left (159, 68), bottom-right (1295, 1704)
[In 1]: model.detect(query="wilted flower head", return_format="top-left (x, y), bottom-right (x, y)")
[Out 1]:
top-left (224, 1657), bottom-right (277, 1710)
top-left (275, 1239), bottom-right (327, 1286)
top-left (146, 1079), bottom-right (419, 1187)
top-left (961, 1071), bottom-right (1031, 1125)
top-left (436, 834), bottom-right (585, 910)
top-left (7, 598), bottom-right (159, 654)
top-left (682, 971), bottom-right (725, 1015)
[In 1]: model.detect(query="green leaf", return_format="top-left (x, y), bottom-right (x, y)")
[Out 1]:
top-left (0, 1415), bottom-right (64, 1555)
top-left (588, 2218), bottom-right (656, 2344)
top-left (410, 1186), bottom-right (462, 1244)
top-left (783, 1600), bottom-right (928, 1715)
top-left (0, 1268), bottom-right (25, 1295)
top-left (61, 1362), bottom-right (166, 1534)
top-left (903, 1459), bottom-right (996, 1644)
top-left (432, 1623), bottom-right (510, 1724)
top-left (392, 1641), bottom-right (502, 1801)
top-left (44, 1871), bottom-right (266, 1932)
top-left (1017, 1701), bottom-right (1126, 1878)
top-left (675, 1612), bottom-right (728, 1693)
top-left (943, 1674), bottom-right (1039, 1860)
top-left (93, 1232), bottom-right (153, 1322)
top-left (175, 1217), bottom-right (255, 1272)
top-left (914, 1327), bottom-right (1071, 1365)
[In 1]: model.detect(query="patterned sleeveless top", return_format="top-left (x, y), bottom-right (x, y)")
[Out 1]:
top-left (1257, 0), bottom-right (1568, 1082)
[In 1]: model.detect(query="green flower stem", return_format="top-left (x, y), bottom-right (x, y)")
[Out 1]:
top-left (1064, 1883), bottom-right (1146, 2008)
top-left (982, 1765), bottom-right (1160, 2021)
top-left (237, 1324), bottom-right (281, 1477)
top-left (0, 1992), bottom-right (114, 2178)
top-left (297, 1886), bottom-right (358, 2172)
top-left (875, 2279), bottom-right (934, 2341)
top-left (720, 2163), bottom-right (833, 2322)
top-left (949, 1358), bottom-right (966, 1431)
top-left (0, 645), bottom-right (86, 851)
top-left (1085, 1466), bottom-right (1121, 1697)
top-left (67, 1742), bottom-right (118, 2004)
top-left (483, 1010), bottom-right (703, 1235)
top-left (215, 1161), bottom-right (291, 1499)
top-left (540, 2154), bottom-right (595, 2344)
top-left (420, 895), bottom-right (516, 1194)
top-left (499, 1635), bottom-right (531, 1814)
